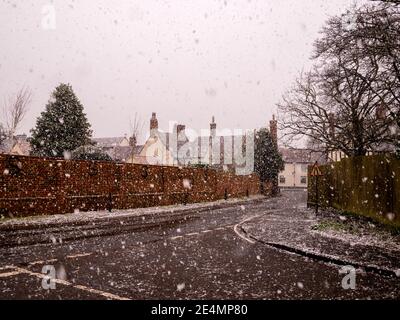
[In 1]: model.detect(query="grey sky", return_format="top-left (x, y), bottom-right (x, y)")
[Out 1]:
top-left (0, 0), bottom-right (362, 142)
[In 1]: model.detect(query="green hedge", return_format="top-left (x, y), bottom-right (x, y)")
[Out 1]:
top-left (308, 155), bottom-right (400, 228)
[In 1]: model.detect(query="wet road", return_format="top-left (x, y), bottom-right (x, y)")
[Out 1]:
top-left (0, 190), bottom-right (398, 300)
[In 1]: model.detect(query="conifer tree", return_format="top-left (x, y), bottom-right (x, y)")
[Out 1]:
top-left (30, 83), bottom-right (93, 157)
top-left (254, 128), bottom-right (284, 184)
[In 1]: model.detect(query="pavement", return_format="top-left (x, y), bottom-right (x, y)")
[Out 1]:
top-left (0, 190), bottom-right (399, 300)
top-left (240, 191), bottom-right (400, 277)
top-left (0, 196), bottom-right (266, 247)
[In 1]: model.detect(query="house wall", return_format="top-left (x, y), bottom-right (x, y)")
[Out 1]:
top-left (0, 154), bottom-right (263, 217)
top-left (137, 135), bottom-right (174, 166)
top-left (329, 150), bottom-right (347, 162)
top-left (279, 162), bottom-right (309, 188)
top-left (10, 144), bottom-right (24, 156)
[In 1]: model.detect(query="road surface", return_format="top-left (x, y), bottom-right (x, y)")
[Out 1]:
top-left (0, 190), bottom-right (398, 300)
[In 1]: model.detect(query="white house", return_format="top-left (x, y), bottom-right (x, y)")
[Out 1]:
top-left (92, 136), bottom-right (143, 162)
top-left (130, 113), bottom-right (258, 175)
top-left (278, 148), bottom-right (326, 189)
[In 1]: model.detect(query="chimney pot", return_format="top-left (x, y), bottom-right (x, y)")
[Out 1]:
top-left (150, 112), bottom-right (159, 134)
top-left (269, 114), bottom-right (278, 147)
top-left (210, 116), bottom-right (217, 133)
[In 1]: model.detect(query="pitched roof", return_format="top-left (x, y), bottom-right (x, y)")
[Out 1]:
top-left (102, 145), bottom-right (143, 162)
top-left (92, 137), bottom-right (127, 148)
top-left (279, 148), bottom-right (326, 164)
top-left (0, 138), bottom-right (15, 154)
top-left (16, 139), bottom-right (31, 155)
top-left (0, 136), bottom-right (31, 156)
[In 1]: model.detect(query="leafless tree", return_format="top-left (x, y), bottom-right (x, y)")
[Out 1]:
top-left (0, 123), bottom-right (6, 145)
top-left (129, 112), bottom-right (144, 144)
top-left (278, 1), bottom-right (399, 157)
top-left (2, 87), bottom-right (32, 138)
top-left (315, 2), bottom-right (400, 124)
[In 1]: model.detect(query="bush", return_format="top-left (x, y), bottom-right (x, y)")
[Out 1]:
top-left (71, 145), bottom-right (112, 161)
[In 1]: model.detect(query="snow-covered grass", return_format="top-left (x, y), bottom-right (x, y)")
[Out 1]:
top-left (311, 209), bottom-right (400, 251)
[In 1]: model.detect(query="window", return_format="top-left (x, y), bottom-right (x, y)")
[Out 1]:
top-left (301, 176), bottom-right (307, 184)
top-left (279, 176), bottom-right (286, 184)
top-left (301, 164), bottom-right (308, 172)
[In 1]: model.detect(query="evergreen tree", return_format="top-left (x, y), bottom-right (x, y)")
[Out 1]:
top-left (254, 128), bottom-right (284, 187)
top-left (30, 84), bottom-right (93, 157)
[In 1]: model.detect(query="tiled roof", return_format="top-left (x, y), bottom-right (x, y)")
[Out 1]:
top-left (102, 145), bottom-right (143, 162)
top-left (0, 138), bottom-right (15, 154)
top-left (279, 148), bottom-right (327, 164)
top-left (93, 137), bottom-right (127, 148)
top-left (0, 136), bottom-right (31, 156)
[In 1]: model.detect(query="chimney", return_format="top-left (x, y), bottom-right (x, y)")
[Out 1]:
top-left (269, 114), bottom-right (278, 147)
top-left (177, 124), bottom-right (186, 141)
top-left (150, 112), bottom-right (158, 136)
top-left (210, 116), bottom-right (216, 137)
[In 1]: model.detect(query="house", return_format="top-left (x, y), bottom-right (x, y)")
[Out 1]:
top-left (129, 113), bottom-right (259, 175)
top-left (129, 113), bottom-right (213, 166)
top-left (92, 135), bottom-right (143, 162)
top-left (278, 148), bottom-right (326, 189)
top-left (0, 134), bottom-right (31, 156)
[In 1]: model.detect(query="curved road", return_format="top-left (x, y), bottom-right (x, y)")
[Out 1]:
top-left (0, 191), bottom-right (398, 299)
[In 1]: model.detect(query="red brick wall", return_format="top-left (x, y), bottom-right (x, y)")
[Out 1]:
top-left (0, 155), bottom-right (262, 217)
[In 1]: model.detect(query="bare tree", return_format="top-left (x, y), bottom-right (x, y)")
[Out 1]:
top-left (3, 87), bottom-right (32, 138)
top-left (314, 2), bottom-right (400, 131)
top-left (129, 112), bottom-right (144, 143)
top-left (278, 2), bottom-right (399, 157)
top-left (0, 123), bottom-right (6, 145)
top-left (278, 66), bottom-right (393, 157)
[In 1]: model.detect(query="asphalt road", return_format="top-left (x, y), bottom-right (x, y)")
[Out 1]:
top-left (0, 190), bottom-right (398, 300)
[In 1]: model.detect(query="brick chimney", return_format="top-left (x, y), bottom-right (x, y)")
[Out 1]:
top-left (150, 112), bottom-right (158, 136)
top-left (177, 124), bottom-right (186, 141)
top-left (269, 114), bottom-right (278, 147)
top-left (209, 116), bottom-right (217, 165)
top-left (210, 116), bottom-right (216, 137)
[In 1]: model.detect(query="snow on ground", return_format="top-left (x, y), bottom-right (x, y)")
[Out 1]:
top-left (312, 223), bottom-right (400, 252)
top-left (0, 195), bottom-right (265, 228)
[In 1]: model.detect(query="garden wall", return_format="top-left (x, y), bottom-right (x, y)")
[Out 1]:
top-left (0, 155), bottom-right (262, 217)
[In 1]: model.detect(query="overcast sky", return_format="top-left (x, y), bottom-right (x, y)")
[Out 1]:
top-left (0, 0), bottom-right (363, 142)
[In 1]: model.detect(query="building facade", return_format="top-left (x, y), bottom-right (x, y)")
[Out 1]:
top-left (92, 136), bottom-right (143, 162)
top-left (0, 134), bottom-right (31, 156)
top-left (278, 148), bottom-right (326, 189)
top-left (130, 113), bottom-right (268, 175)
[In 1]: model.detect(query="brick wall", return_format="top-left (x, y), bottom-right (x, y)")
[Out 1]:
top-left (0, 155), bottom-right (262, 217)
